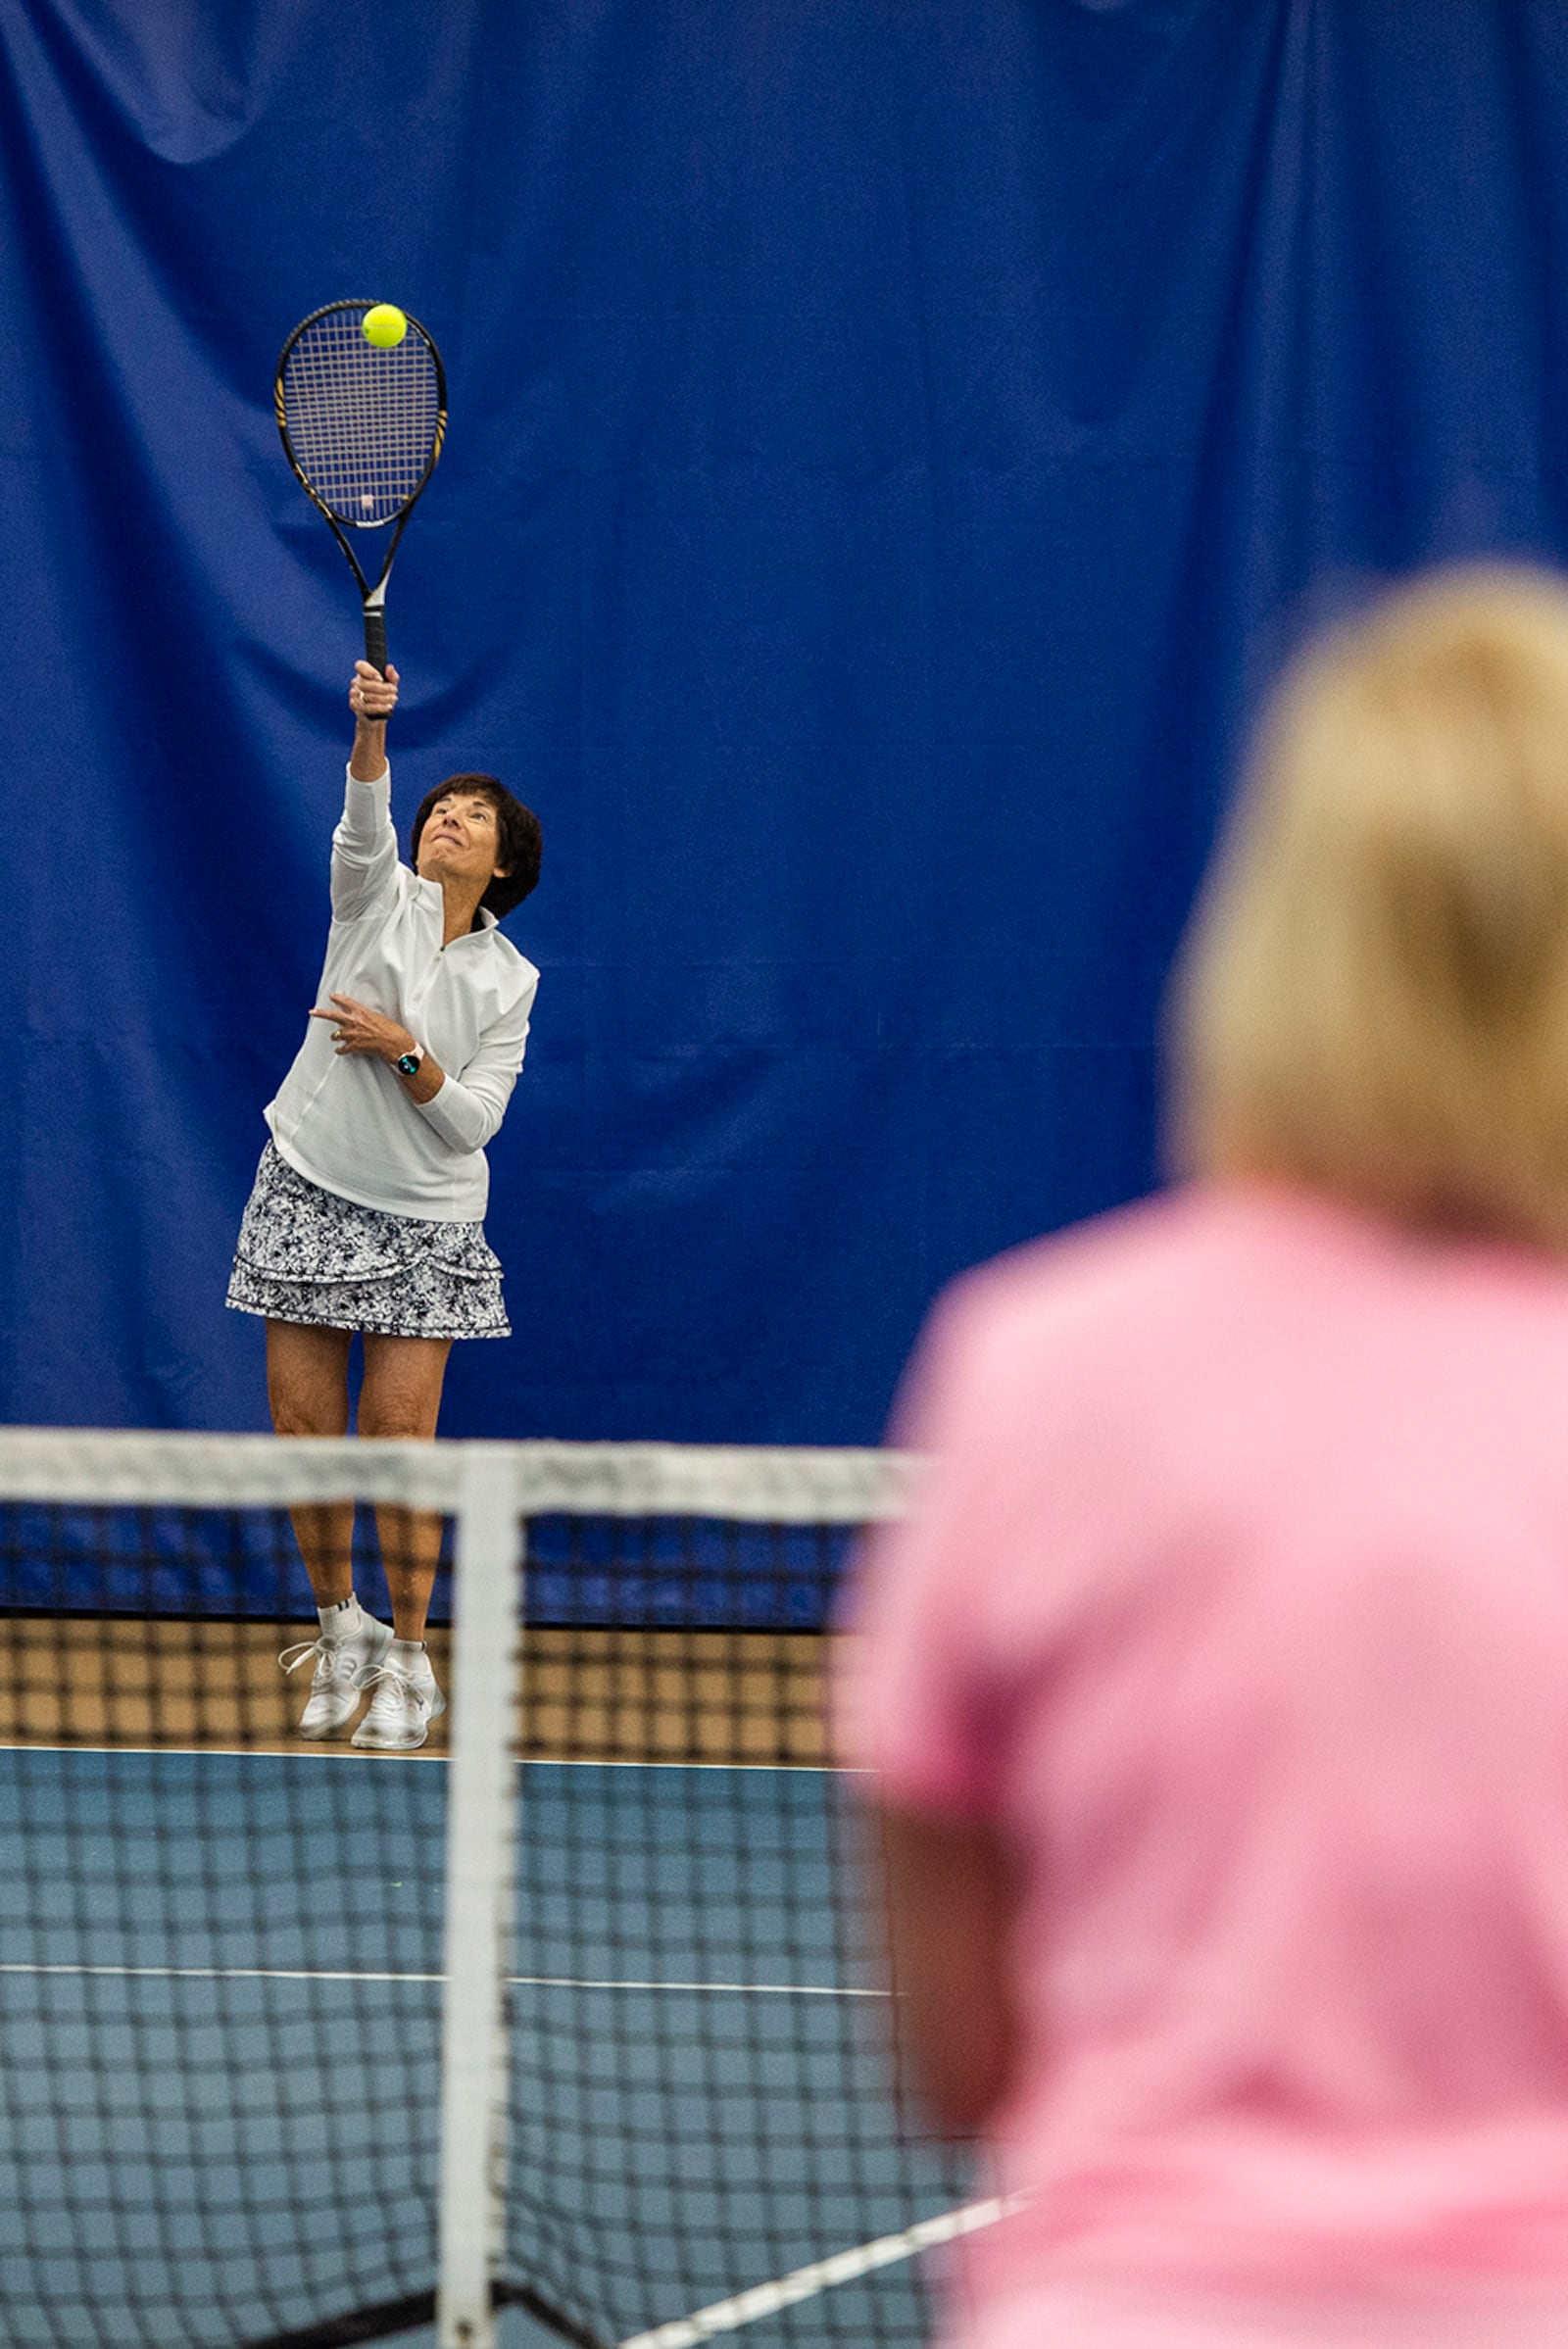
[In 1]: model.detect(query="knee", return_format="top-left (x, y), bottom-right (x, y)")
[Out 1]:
top-left (359, 1338), bottom-right (449, 1442)
top-left (269, 1385), bottom-right (348, 1439)
top-left (357, 1390), bottom-right (439, 1443)
top-left (268, 1355), bottom-right (350, 1438)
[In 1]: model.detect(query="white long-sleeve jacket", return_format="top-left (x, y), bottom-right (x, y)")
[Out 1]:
top-left (266, 763), bottom-right (539, 1221)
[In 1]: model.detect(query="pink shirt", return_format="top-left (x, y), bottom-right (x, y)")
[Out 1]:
top-left (845, 1185), bottom-right (1568, 2347)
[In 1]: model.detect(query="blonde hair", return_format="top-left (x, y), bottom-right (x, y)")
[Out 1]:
top-left (1169, 565), bottom-right (1568, 1250)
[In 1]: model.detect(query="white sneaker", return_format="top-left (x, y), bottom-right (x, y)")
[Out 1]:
top-left (278, 1607), bottom-right (394, 1739)
top-left (352, 1643), bottom-right (446, 1752)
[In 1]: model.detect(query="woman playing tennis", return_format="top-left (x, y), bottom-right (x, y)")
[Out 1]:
top-left (228, 661), bottom-right (542, 1750)
top-left (847, 569), bottom-right (1568, 2346)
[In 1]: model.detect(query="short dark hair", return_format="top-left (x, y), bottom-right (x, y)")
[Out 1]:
top-left (410, 774), bottom-right (542, 919)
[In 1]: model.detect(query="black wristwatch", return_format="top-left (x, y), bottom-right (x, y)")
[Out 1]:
top-left (394, 1043), bottom-right (426, 1079)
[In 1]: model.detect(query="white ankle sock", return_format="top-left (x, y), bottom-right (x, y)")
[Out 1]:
top-left (389, 1637), bottom-right (427, 1665)
top-left (318, 1595), bottom-right (361, 1638)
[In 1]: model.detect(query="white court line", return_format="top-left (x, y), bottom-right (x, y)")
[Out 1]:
top-left (617, 2192), bottom-right (1025, 2348)
top-left (1, 1744), bottom-right (864, 1775)
top-left (1, 1741), bottom-right (443, 1765)
top-left (0, 1962), bottom-right (882, 1996)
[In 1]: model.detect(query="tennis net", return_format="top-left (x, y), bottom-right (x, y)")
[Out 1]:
top-left (0, 1431), bottom-right (978, 2349)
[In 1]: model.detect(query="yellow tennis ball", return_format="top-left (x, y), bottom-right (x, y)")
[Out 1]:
top-left (363, 304), bottom-right (408, 349)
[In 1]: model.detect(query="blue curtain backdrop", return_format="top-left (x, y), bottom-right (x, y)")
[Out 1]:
top-left (4, 0), bottom-right (1568, 1441)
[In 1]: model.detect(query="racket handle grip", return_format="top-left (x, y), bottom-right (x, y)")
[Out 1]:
top-left (363, 607), bottom-right (390, 686)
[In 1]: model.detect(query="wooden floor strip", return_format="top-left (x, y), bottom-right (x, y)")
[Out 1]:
top-left (0, 1619), bottom-right (833, 1766)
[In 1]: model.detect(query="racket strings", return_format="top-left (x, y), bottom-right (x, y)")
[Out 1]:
top-left (281, 308), bottom-right (441, 526)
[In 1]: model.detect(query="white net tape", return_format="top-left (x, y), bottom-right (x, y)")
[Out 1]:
top-left (0, 1430), bottom-right (918, 1522)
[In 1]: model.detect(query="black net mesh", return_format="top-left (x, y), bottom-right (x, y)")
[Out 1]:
top-left (503, 1513), bottom-right (970, 2348)
top-left (0, 1448), bottom-right (970, 2349)
top-left (0, 1494), bottom-right (454, 2349)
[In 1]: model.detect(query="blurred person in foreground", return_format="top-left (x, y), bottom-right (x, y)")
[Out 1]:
top-left (842, 567), bottom-right (1568, 2348)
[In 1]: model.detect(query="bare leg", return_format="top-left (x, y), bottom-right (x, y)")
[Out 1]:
top-left (266, 1319), bottom-right (355, 1605)
top-left (358, 1332), bottom-right (453, 1640)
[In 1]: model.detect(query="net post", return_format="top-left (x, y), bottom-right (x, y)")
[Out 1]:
top-left (437, 1444), bottom-right (519, 2349)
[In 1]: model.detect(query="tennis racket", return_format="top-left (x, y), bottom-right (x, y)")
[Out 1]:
top-left (274, 300), bottom-right (446, 695)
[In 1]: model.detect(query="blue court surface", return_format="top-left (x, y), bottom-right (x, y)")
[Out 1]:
top-left (0, 1745), bottom-right (964, 2348)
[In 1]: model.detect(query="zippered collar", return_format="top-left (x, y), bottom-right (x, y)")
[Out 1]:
top-left (414, 870), bottom-right (500, 946)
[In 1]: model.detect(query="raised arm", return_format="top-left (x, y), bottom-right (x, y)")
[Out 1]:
top-left (348, 658), bottom-right (399, 779)
top-left (332, 661), bottom-right (403, 924)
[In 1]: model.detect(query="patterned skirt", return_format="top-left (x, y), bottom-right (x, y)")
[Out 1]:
top-left (226, 1143), bottom-right (510, 1341)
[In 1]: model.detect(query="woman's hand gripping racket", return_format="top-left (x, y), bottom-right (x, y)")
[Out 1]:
top-left (274, 301), bottom-right (446, 701)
